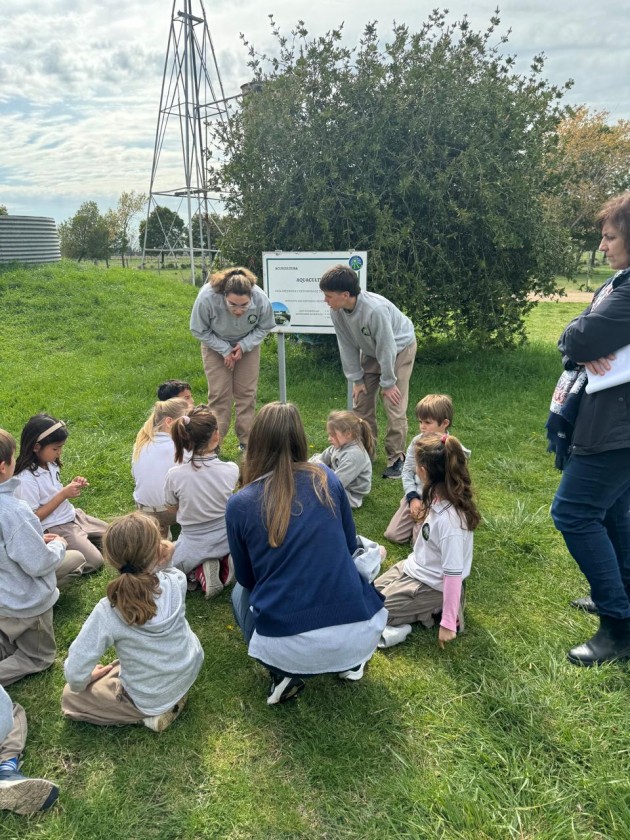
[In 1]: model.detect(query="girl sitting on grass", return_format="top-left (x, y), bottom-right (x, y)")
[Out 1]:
top-left (310, 410), bottom-right (374, 508)
top-left (62, 512), bottom-right (203, 732)
top-left (165, 406), bottom-right (239, 598)
top-left (375, 433), bottom-right (480, 649)
top-left (15, 414), bottom-right (106, 574)
top-left (132, 398), bottom-right (190, 538)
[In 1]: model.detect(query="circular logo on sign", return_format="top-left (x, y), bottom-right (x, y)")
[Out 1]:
top-left (422, 522), bottom-right (430, 541)
top-left (349, 255), bottom-right (363, 270)
top-left (247, 314), bottom-right (258, 324)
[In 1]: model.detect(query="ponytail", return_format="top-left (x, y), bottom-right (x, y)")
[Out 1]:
top-left (104, 513), bottom-right (162, 626)
top-left (170, 404), bottom-right (219, 467)
top-left (132, 398), bottom-right (189, 462)
top-left (326, 410), bottom-right (375, 458)
top-left (416, 433), bottom-right (480, 531)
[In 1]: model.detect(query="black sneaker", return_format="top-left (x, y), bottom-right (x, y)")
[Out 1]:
top-left (267, 674), bottom-right (305, 705)
top-left (570, 596), bottom-right (598, 614)
top-left (382, 457), bottom-right (404, 479)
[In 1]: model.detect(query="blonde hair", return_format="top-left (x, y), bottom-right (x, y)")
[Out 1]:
top-left (170, 404), bottom-right (219, 467)
top-left (104, 513), bottom-right (162, 626)
top-left (415, 393), bottom-right (453, 426)
top-left (132, 398), bottom-right (189, 462)
top-left (244, 402), bottom-right (334, 547)
top-left (0, 429), bottom-right (16, 465)
top-left (209, 266), bottom-right (258, 296)
top-left (326, 410), bottom-right (375, 458)
top-left (415, 433), bottom-right (479, 530)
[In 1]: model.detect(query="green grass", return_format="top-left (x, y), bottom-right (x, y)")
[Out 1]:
top-left (2, 261), bottom-right (629, 839)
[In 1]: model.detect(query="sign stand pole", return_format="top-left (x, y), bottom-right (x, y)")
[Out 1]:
top-left (347, 379), bottom-right (353, 411)
top-left (278, 332), bottom-right (287, 403)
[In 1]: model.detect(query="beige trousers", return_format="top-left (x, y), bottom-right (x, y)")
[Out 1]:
top-left (374, 560), bottom-right (465, 631)
top-left (354, 340), bottom-right (417, 465)
top-left (0, 701), bottom-right (27, 762)
top-left (61, 661), bottom-right (146, 726)
top-left (384, 496), bottom-right (422, 545)
top-left (135, 504), bottom-right (177, 539)
top-left (46, 508), bottom-right (106, 572)
top-left (56, 549), bottom-right (88, 588)
top-left (201, 343), bottom-right (261, 445)
top-left (0, 609), bottom-right (56, 687)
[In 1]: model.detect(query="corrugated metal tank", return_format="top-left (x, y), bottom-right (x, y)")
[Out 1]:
top-left (0, 215), bottom-right (61, 264)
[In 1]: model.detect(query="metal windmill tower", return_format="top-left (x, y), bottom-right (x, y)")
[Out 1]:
top-left (142, 0), bottom-right (235, 283)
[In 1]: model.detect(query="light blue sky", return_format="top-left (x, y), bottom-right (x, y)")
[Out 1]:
top-left (1, 0), bottom-right (626, 226)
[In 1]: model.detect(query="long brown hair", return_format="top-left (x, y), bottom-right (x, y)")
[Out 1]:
top-left (132, 398), bottom-right (189, 462)
top-left (104, 513), bottom-right (162, 625)
top-left (243, 402), bottom-right (334, 547)
top-left (326, 410), bottom-right (375, 458)
top-left (415, 433), bottom-right (480, 530)
top-left (170, 405), bottom-right (219, 468)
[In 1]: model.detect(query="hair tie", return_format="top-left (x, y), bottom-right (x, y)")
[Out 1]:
top-left (36, 420), bottom-right (66, 443)
top-left (441, 434), bottom-right (448, 444)
top-left (182, 415), bottom-right (191, 425)
top-left (120, 564), bottom-right (136, 574)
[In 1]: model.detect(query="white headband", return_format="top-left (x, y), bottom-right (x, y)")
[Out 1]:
top-left (36, 421), bottom-right (66, 443)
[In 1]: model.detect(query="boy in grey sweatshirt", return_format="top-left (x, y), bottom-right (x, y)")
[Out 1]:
top-left (0, 430), bottom-right (73, 686)
top-left (320, 265), bottom-right (416, 478)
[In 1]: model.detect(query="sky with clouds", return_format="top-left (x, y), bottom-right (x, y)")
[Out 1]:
top-left (0, 0), bottom-right (627, 227)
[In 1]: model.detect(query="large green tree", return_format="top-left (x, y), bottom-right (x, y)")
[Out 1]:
top-left (214, 13), bottom-right (573, 345)
top-left (546, 106), bottom-right (630, 273)
top-left (59, 201), bottom-right (111, 263)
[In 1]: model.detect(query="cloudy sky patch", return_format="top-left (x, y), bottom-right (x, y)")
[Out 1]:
top-left (0, 0), bottom-right (627, 223)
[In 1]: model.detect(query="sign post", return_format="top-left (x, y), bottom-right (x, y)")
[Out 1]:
top-left (262, 251), bottom-right (368, 405)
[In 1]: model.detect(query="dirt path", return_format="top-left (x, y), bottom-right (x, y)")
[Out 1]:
top-left (533, 290), bottom-right (592, 303)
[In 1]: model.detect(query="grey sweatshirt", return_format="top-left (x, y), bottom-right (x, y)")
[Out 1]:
top-left (0, 477), bottom-right (64, 618)
top-left (64, 567), bottom-right (204, 716)
top-left (311, 442), bottom-right (372, 508)
top-left (0, 684), bottom-right (13, 744)
top-left (330, 291), bottom-right (415, 389)
top-left (189, 284), bottom-right (275, 356)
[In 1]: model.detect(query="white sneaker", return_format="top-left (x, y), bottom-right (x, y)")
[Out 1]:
top-left (377, 624), bottom-right (413, 649)
top-left (338, 661), bottom-right (367, 681)
top-left (143, 694), bottom-right (188, 732)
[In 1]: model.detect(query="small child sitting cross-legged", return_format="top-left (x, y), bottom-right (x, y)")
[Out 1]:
top-left (375, 433), bottom-right (479, 649)
top-left (62, 512), bottom-right (204, 731)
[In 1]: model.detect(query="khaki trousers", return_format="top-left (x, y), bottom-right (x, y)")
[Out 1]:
top-left (56, 549), bottom-right (87, 588)
top-left (374, 560), bottom-right (465, 631)
top-left (384, 496), bottom-right (422, 545)
top-left (46, 509), bottom-right (106, 572)
top-left (354, 340), bottom-right (417, 465)
top-left (201, 343), bottom-right (261, 446)
top-left (135, 504), bottom-right (177, 539)
top-left (0, 702), bottom-right (27, 762)
top-left (61, 661), bottom-right (146, 726)
top-left (0, 609), bottom-right (56, 687)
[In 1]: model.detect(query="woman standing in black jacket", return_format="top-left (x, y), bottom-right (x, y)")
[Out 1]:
top-left (551, 192), bottom-right (630, 666)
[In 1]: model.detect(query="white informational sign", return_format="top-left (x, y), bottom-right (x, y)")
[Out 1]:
top-left (262, 251), bottom-right (368, 334)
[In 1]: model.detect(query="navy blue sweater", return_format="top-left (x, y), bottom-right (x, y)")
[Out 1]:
top-left (226, 466), bottom-right (384, 637)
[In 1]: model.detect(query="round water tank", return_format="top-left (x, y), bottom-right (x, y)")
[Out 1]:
top-left (0, 215), bottom-right (61, 264)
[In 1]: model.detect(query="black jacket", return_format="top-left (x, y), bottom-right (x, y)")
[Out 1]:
top-left (558, 267), bottom-right (630, 455)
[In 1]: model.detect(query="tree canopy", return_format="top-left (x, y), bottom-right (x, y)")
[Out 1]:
top-left (546, 106), bottom-right (630, 270)
top-left (59, 201), bottom-right (111, 263)
top-left (140, 205), bottom-right (186, 265)
top-left (214, 13), bottom-right (573, 346)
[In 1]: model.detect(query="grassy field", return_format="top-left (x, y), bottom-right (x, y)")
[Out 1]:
top-left (1, 260), bottom-right (628, 839)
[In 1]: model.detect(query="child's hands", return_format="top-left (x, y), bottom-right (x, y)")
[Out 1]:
top-left (156, 540), bottom-right (175, 568)
top-left (438, 626), bottom-right (457, 649)
top-left (44, 533), bottom-right (67, 546)
top-left (73, 476), bottom-right (90, 488)
top-left (62, 476), bottom-right (85, 499)
top-left (409, 499), bottom-right (425, 522)
top-left (89, 663), bottom-right (114, 683)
